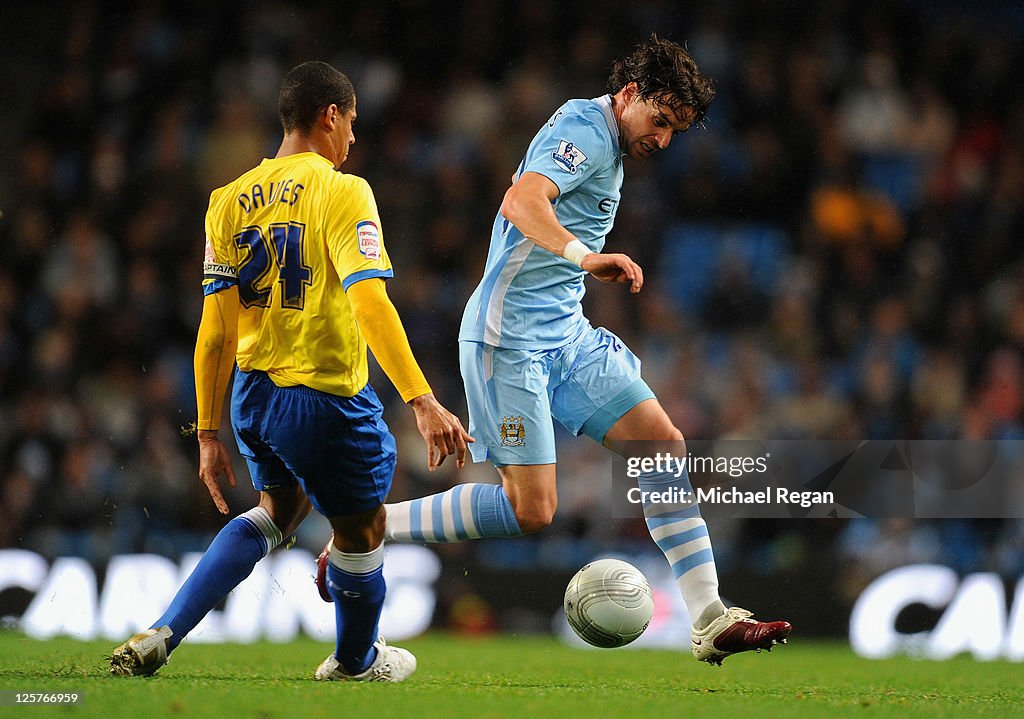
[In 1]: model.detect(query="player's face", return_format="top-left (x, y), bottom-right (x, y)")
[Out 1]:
top-left (618, 86), bottom-right (696, 160)
top-left (331, 96), bottom-right (357, 168)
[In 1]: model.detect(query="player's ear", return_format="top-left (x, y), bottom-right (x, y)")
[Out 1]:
top-left (623, 82), bottom-right (639, 102)
top-left (322, 103), bottom-right (339, 130)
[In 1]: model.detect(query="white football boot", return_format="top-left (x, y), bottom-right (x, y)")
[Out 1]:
top-left (691, 607), bottom-right (792, 666)
top-left (109, 626), bottom-right (174, 676)
top-left (314, 637), bottom-right (417, 682)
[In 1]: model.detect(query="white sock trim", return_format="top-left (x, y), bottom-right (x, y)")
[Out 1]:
top-left (329, 541), bottom-right (384, 575)
top-left (441, 491), bottom-right (457, 542)
top-left (384, 501), bottom-right (411, 542)
top-left (239, 507), bottom-right (283, 555)
top-left (417, 498), bottom-right (433, 542)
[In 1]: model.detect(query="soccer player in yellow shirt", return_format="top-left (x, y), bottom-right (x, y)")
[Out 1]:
top-left (110, 61), bottom-right (471, 682)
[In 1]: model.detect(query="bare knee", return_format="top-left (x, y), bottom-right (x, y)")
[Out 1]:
top-left (666, 426), bottom-right (685, 449)
top-left (604, 399), bottom-right (685, 453)
top-left (498, 465), bottom-right (558, 534)
top-left (259, 485), bottom-right (311, 538)
top-left (649, 420), bottom-right (685, 452)
top-left (511, 497), bottom-right (557, 534)
top-left (330, 504), bottom-right (385, 553)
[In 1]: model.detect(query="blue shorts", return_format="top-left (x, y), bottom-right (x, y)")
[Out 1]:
top-left (459, 326), bottom-right (655, 466)
top-left (230, 369), bottom-right (396, 517)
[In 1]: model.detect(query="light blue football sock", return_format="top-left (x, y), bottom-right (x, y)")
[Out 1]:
top-left (384, 483), bottom-right (522, 542)
top-left (152, 507), bottom-right (282, 651)
top-left (326, 542), bottom-right (386, 675)
top-left (639, 469), bottom-right (723, 626)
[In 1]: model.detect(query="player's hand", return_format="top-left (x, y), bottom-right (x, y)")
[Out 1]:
top-left (410, 393), bottom-right (475, 471)
top-left (581, 252), bottom-right (644, 293)
top-left (197, 430), bottom-right (237, 515)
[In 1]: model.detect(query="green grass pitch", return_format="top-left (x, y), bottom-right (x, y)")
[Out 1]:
top-left (0, 631), bottom-right (1020, 718)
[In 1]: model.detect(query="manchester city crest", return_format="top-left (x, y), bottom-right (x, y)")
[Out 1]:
top-left (499, 416), bottom-right (526, 447)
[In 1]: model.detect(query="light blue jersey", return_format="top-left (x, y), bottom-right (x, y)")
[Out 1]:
top-left (460, 95), bottom-right (624, 349)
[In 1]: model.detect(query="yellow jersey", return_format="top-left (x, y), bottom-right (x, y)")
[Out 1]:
top-left (202, 152), bottom-right (392, 397)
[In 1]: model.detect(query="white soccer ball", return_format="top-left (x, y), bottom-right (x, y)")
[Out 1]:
top-left (563, 558), bottom-right (654, 648)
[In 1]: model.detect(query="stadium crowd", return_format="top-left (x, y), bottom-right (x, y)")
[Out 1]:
top-left (2, 0), bottom-right (1023, 621)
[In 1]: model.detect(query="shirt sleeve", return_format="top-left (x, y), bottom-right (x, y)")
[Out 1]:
top-left (520, 107), bottom-right (612, 196)
top-left (346, 278), bottom-right (432, 403)
top-left (324, 176), bottom-right (394, 291)
top-left (201, 188), bottom-right (240, 296)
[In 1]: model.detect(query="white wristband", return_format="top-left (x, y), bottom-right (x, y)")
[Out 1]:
top-left (562, 239), bottom-right (592, 267)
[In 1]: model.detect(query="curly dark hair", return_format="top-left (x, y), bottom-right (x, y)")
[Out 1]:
top-left (278, 61), bottom-right (355, 134)
top-left (608, 35), bottom-right (715, 125)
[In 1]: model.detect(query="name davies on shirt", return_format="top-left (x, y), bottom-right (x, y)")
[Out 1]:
top-left (236, 178), bottom-right (305, 213)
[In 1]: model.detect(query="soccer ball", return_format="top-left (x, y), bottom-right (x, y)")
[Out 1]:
top-left (563, 559), bottom-right (654, 648)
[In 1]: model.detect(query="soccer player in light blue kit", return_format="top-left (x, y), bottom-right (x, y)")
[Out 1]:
top-left (321, 36), bottom-right (792, 665)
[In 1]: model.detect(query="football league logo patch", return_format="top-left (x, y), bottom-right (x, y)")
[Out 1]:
top-left (553, 140), bottom-right (588, 174)
top-left (500, 416), bottom-right (526, 447)
top-left (356, 220), bottom-right (381, 260)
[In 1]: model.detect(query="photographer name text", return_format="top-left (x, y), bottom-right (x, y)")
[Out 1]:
top-left (626, 486), bottom-right (834, 509)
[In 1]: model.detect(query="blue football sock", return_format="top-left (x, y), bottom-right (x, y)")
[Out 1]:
top-left (326, 542), bottom-right (386, 675)
top-left (384, 483), bottom-right (522, 542)
top-left (152, 507), bottom-right (282, 651)
top-left (638, 468), bottom-right (723, 625)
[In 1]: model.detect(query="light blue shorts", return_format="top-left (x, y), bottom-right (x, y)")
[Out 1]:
top-left (459, 326), bottom-right (655, 466)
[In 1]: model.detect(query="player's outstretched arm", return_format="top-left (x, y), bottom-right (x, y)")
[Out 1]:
top-left (346, 278), bottom-right (474, 470)
top-left (501, 172), bottom-right (643, 293)
top-left (194, 287), bottom-right (241, 514)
